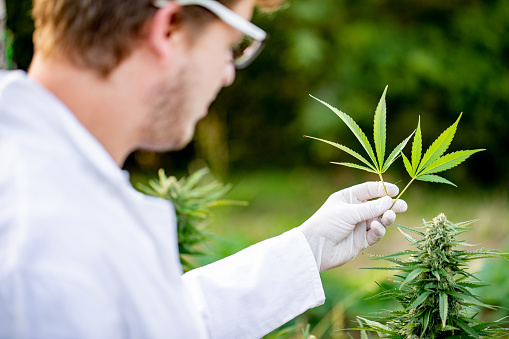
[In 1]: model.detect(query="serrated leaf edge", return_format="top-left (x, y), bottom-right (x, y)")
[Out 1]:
top-left (310, 94), bottom-right (379, 171)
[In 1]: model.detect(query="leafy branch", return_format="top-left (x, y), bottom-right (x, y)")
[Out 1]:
top-left (307, 86), bottom-right (483, 201)
top-left (398, 114), bottom-right (485, 203)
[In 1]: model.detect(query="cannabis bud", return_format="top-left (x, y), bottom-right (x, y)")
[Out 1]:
top-left (356, 214), bottom-right (509, 338)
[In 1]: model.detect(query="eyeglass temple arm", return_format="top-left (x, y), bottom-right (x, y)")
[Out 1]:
top-left (153, 0), bottom-right (266, 41)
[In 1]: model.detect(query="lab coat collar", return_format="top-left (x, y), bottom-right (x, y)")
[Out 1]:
top-left (1, 70), bottom-right (131, 188)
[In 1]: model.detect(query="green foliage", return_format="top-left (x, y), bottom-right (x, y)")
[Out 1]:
top-left (307, 86), bottom-right (413, 194)
top-left (401, 115), bottom-right (484, 187)
top-left (354, 214), bottom-right (509, 338)
top-left (478, 249), bottom-right (509, 322)
top-left (308, 87), bottom-right (482, 201)
top-left (138, 168), bottom-right (246, 270)
top-left (216, 0), bottom-right (509, 187)
top-left (196, 170), bottom-right (509, 339)
top-left (6, 0), bottom-right (509, 187)
top-left (2, 29), bottom-right (14, 70)
top-left (5, 0), bottom-right (33, 70)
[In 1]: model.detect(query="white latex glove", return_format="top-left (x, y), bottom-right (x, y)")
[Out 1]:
top-left (298, 181), bottom-right (407, 272)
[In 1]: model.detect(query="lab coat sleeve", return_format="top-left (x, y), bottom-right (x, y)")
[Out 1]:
top-left (181, 227), bottom-right (325, 339)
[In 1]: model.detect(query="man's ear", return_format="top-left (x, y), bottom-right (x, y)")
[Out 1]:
top-left (145, 3), bottom-right (184, 64)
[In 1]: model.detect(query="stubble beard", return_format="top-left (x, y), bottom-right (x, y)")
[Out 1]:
top-left (139, 66), bottom-right (197, 152)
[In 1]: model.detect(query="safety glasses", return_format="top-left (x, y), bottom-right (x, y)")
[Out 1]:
top-left (152, 0), bottom-right (267, 69)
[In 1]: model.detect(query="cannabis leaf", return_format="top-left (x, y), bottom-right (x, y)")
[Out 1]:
top-left (307, 86), bottom-right (484, 205)
top-left (307, 86), bottom-right (413, 194)
top-left (397, 114), bottom-right (485, 201)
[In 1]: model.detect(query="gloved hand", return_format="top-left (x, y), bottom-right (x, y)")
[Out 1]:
top-left (298, 181), bottom-right (407, 272)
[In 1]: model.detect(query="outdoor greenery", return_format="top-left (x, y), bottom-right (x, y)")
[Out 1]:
top-left (306, 87), bottom-right (483, 202)
top-left (185, 168), bottom-right (509, 339)
top-left (4, 0), bottom-right (32, 70)
top-left (210, 0), bottom-right (509, 189)
top-left (137, 168), bottom-right (246, 271)
top-left (356, 214), bottom-right (509, 338)
top-left (263, 86), bottom-right (499, 337)
top-left (6, 0), bottom-right (509, 188)
top-left (185, 170), bottom-right (509, 338)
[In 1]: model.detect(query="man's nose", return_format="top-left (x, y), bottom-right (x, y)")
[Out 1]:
top-left (222, 54), bottom-right (236, 87)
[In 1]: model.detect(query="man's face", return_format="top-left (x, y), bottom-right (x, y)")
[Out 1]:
top-left (139, 0), bottom-right (255, 151)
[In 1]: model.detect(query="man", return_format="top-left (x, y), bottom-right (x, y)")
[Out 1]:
top-left (0, 0), bottom-right (407, 338)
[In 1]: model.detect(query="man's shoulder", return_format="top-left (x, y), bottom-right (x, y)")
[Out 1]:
top-left (0, 70), bottom-right (30, 96)
top-left (0, 141), bottom-right (178, 269)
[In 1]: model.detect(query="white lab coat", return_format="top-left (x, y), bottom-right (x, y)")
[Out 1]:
top-left (0, 71), bottom-right (325, 339)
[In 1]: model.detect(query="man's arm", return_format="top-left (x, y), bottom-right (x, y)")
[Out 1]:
top-left (182, 181), bottom-right (407, 339)
top-left (182, 228), bottom-right (325, 339)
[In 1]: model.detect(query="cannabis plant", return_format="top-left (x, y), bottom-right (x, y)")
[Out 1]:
top-left (355, 214), bottom-right (509, 338)
top-left (306, 87), bottom-right (507, 337)
top-left (138, 168), bottom-right (246, 270)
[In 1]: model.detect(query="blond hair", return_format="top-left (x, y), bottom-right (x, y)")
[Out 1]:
top-left (32, 0), bottom-right (284, 76)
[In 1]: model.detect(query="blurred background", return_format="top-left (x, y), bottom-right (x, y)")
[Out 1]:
top-left (4, 0), bottom-right (509, 337)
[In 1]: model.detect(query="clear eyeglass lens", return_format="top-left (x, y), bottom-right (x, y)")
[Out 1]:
top-left (231, 35), bottom-right (255, 60)
top-left (231, 35), bottom-right (263, 68)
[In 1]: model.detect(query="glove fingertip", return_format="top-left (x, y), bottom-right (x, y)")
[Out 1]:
top-left (392, 199), bottom-right (408, 213)
top-left (382, 210), bottom-right (396, 226)
top-left (384, 183), bottom-right (399, 197)
top-left (367, 221), bottom-right (386, 246)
